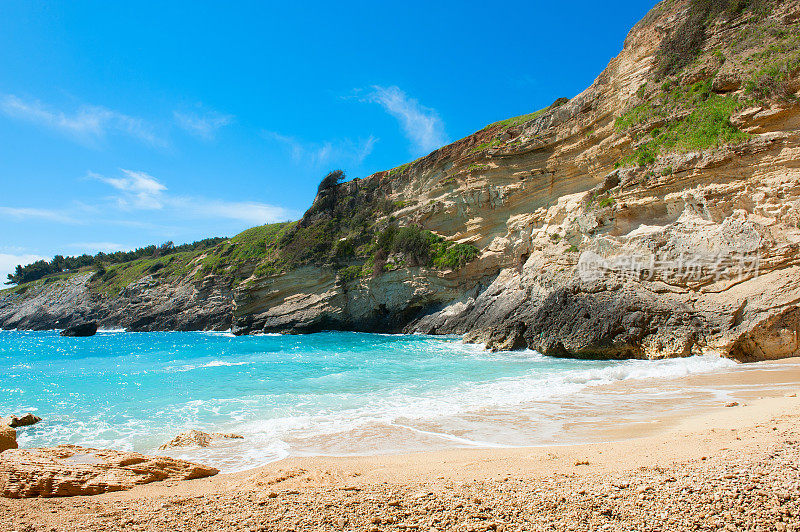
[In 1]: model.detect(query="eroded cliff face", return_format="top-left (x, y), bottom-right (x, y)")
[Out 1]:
top-left (3, 0), bottom-right (800, 362)
top-left (232, 0), bottom-right (800, 362)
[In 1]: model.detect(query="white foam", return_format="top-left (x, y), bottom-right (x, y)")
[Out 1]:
top-left (201, 360), bottom-right (249, 368)
top-left (204, 330), bottom-right (234, 337)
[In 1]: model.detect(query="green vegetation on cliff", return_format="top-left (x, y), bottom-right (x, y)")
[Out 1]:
top-left (615, 0), bottom-right (798, 169)
top-left (657, 0), bottom-right (776, 77)
top-left (5, 237), bottom-right (227, 286)
top-left (24, 168), bottom-right (480, 297)
top-left (615, 80), bottom-right (749, 166)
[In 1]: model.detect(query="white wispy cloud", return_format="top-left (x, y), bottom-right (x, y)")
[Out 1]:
top-left (0, 206), bottom-right (78, 224)
top-left (0, 94), bottom-right (164, 147)
top-left (174, 109), bottom-right (234, 140)
top-left (264, 132), bottom-right (378, 168)
top-left (0, 253), bottom-right (48, 284)
top-left (89, 169), bottom-right (167, 209)
top-left (68, 242), bottom-right (127, 253)
top-left (171, 198), bottom-right (294, 224)
top-left (92, 170), bottom-right (294, 224)
top-left (363, 85), bottom-right (448, 155)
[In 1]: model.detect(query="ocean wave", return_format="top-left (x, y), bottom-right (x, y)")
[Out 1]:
top-left (204, 330), bottom-right (234, 337)
top-left (0, 330), bottom-right (757, 473)
top-left (166, 360), bottom-right (252, 372)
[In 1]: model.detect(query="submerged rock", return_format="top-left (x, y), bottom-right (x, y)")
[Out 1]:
top-left (159, 429), bottom-right (244, 450)
top-left (4, 413), bottom-right (41, 428)
top-left (0, 426), bottom-right (16, 453)
top-left (60, 321), bottom-right (98, 337)
top-left (0, 444), bottom-right (218, 498)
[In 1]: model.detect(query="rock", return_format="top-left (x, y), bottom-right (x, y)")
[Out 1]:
top-left (60, 321), bottom-right (98, 337)
top-left (158, 429), bottom-right (244, 450)
top-left (0, 444), bottom-right (218, 498)
top-left (0, 271), bottom-right (233, 333)
top-left (4, 413), bottom-right (41, 428)
top-left (725, 402), bottom-right (739, 408)
top-left (0, 425), bottom-right (16, 453)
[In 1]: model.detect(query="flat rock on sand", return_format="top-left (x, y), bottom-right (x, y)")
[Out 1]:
top-left (159, 429), bottom-right (244, 450)
top-left (0, 426), bottom-right (16, 453)
top-left (0, 444), bottom-right (218, 498)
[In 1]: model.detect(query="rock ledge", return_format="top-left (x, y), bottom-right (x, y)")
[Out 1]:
top-left (0, 444), bottom-right (218, 498)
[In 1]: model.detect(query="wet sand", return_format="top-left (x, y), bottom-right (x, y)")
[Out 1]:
top-left (3, 358), bottom-right (799, 531)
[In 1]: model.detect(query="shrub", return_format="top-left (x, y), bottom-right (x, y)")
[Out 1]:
top-left (392, 226), bottom-right (433, 266)
top-left (433, 243), bottom-right (479, 270)
top-left (333, 238), bottom-right (355, 259)
top-left (337, 265), bottom-right (362, 283)
top-left (745, 53), bottom-right (800, 100)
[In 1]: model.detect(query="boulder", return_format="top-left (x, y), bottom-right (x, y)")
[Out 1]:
top-left (0, 426), bottom-right (16, 453)
top-left (4, 413), bottom-right (41, 428)
top-left (159, 429), bottom-right (244, 450)
top-left (60, 321), bottom-right (98, 337)
top-left (0, 444), bottom-right (218, 498)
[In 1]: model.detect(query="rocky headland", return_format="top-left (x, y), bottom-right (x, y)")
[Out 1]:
top-left (2, 0), bottom-right (800, 362)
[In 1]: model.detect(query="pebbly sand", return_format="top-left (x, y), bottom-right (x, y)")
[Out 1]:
top-left (2, 358), bottom-right (799, 531)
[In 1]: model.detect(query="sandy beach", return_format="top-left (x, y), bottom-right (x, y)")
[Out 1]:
top-left (2, 358), bottom-right (799, 531)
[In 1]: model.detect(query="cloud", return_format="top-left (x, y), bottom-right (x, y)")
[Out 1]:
top-left (89, 169), bottom-right (167, 209)
top-left (264, 132), bottom-right (378, 168)
top-left (174, 109), bottom-right (234, 140)
top-left (92, 169), bottom-right (294, 224)
top-left (68, 242), bottom-right (126, 253)
top-left (0, 206), bottom-right (78, 224)
top-left (171, 198), bottom-right (295, 224)
top-left (0, 253), bottom-right (48, 284)
top-left (363, 85), bottom-right (448, 155)
top-left (0, 94), bottom-right (164, 147)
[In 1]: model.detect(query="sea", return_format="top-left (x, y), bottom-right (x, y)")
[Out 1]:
top-left (2, 329), bottom-right (797, 472)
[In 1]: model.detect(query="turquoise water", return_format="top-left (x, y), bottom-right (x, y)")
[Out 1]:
top-left (0, 329), bottom-right (762, 471)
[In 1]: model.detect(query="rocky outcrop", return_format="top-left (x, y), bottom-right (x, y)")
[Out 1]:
top-left (3, 413), bottom-right (41, 428)
top-left (0, 426), bottom-right (16, 453)
top-left (0, 271), bottom-right (233, 332)
top-left (159, 430), bottom-right (244, 450)
top-left (0, 445), bottom-right (218, 498)
top-left (232, 263), bottom-right (494, 334)
top-left (60, 321), bottom-right (97, 337)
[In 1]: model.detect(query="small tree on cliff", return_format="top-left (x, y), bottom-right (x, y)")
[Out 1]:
top-left (317, 170), bottom-right (345, 193)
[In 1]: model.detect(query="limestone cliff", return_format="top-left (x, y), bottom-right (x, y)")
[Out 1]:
top-left (233, 0), bottom-right (800, 362)
top-left (3, 0), bottom-right (800, 362)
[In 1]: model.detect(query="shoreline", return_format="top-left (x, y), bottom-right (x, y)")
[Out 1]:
top-left (3, 358), bottom-right (800, 531)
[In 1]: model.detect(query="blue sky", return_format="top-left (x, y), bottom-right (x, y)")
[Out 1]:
top-left (0, 0), bottom-right (654, 280)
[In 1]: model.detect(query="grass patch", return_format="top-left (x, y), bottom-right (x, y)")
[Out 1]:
top-left (615, 80), bottom-right (749, 167)
top-left (485, 107), bottom-right (548, 130)
top-left (469, 139), bottom-right (502, 154)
